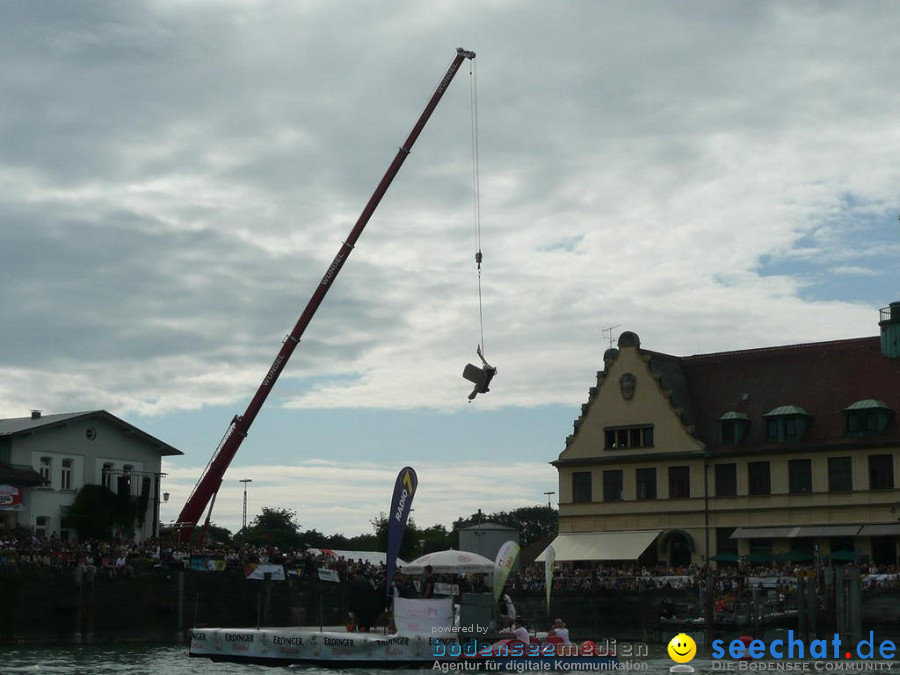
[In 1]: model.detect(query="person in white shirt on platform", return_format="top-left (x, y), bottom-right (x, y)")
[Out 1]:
top-left (512, 619), bottom-right (530, 644)
top-left (548, 618), bottom-right (571, 644)
top-left (498, 593), bottom-right (517, 627)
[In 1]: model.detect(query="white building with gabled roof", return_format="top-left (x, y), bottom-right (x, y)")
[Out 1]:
top-left (0, 410), bottom-right (183, 542)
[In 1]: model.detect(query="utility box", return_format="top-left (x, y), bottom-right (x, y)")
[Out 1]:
top-left (458, 592), bottom-right (494, 634)
top-left (458, 522), bottom-right (520, 567)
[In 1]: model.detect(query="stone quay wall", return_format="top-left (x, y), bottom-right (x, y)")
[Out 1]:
top-left (1, 568), bottom-right (897, 644)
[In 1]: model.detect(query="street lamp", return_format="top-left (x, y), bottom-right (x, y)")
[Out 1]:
top-left (544, 491), bottom-right (555, 509)
top-left (151, 471), bottom-right (167, 539)
top-left (240, 479), bottom-right (253, 530)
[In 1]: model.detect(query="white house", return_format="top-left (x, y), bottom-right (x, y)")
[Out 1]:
top-left (0, 410), bottom-right (183, 541)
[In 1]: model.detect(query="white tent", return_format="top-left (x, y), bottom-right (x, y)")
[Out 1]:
top-left (402, 549), bottom-right (497, 574)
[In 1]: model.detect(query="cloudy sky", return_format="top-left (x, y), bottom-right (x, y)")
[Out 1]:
top-left (2, 1), bottom-right (898, 538)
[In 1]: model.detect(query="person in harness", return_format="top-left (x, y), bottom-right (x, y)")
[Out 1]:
top-left (462, 345), bottom-right (497, 401)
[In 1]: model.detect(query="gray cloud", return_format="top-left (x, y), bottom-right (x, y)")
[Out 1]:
top-left (2, 1), bottom-right (899, 418)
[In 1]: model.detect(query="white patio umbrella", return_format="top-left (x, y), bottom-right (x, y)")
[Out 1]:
top-left (401, 549), bottom-right (497, 574)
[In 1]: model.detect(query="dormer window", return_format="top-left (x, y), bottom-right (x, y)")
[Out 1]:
top-left (843, 399), bottom-right (892, 436)
top-left (718, 412), bottom-right (749, 445)
top-left (764, 405), bottom-right (810, 442)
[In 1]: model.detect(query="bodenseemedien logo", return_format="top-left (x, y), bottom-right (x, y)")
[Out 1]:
top-left (668, 633), bottom-right (697, 673)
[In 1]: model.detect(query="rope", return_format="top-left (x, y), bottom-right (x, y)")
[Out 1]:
top-left (469, 58), bottom-right (486, 355)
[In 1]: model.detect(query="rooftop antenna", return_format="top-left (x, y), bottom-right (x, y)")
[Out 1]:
top-left (602, 325), bottom-right (622, 350)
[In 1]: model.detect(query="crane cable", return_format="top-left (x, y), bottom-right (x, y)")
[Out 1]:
top-left (469, 57), bottom-right (486, 356)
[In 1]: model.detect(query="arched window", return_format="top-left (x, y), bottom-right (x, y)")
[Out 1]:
top-left (118, 464), bottom-right (134, 496)
top-left (102, 463), bottom-right (114, 490)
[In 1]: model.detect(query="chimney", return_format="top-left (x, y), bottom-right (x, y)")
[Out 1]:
top-left (30, 410), bottom-right (41, 419)
top-left (879, 302), bottom-right (900, 358)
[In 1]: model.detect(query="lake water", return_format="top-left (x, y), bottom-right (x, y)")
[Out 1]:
top-left (0, 643), bottom-right (897, 675)
top-left (0, 643), bottom-right (667, 674)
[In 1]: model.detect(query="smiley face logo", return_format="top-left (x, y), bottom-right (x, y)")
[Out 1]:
top-left (667, 633), bottom-right (697, 663)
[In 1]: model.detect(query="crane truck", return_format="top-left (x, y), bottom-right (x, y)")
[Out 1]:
top-left (174, 48), bottom-right (477, 542)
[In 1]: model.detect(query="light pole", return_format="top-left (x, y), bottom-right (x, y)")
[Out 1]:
top-left (152, 471), bottom-right (167, 538)
top-left (544, 491), bottom-right (555, 509)
top-left (240, 479), bottom-right (253, 530)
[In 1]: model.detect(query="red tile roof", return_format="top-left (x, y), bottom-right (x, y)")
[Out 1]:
top-left (647, 336), bottom-right (900, 453)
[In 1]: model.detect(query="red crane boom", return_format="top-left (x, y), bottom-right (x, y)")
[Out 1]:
top-left (175, 48), bottom-right (476, 541)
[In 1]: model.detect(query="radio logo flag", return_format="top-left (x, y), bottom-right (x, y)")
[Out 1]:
top-left (385, 466), bottom-right (417, 598)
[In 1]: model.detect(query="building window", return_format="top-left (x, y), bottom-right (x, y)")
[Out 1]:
top-left (668, 466), bottom-right (690, 498)
top-left (102, 463), bottom-right (114, 490)
top-left (61, 459), bottom-right (73, 491)
top-left (604, 426), bottom-right (654, 449)
top-left (715, 463), bottom-right (737, 497)
top-left (35, 516), bottom-right (49, 538)
top-left (869, 455), bottom-right (895, 490)
top-left (830, 536), bottom-right (855, 557)
top-left (748, 461), bottom-right (771, 495)
top-left (763, 406), bottom-right (810, 442)
top-left (39, 456), bottom-right (52, 483)
top-left (118, 464), bottom-right (134, 496)
top-left (788, 459), bottom-right (812, 494)
top-left (844, 400), bottom-right (892, 436)
top-left (749, 541), bottom-right (773, 562)
top-left (572, 471), bottom-right (592, 503)
top-left (828, 457), bottom-right (852, 492)
top-left (602, 470), bottom-right (623, 502)
top-left (716, 527), bottom-right (738, 556)
top-left (636, 468), bottom-right (657, 500)
top-left (718, 413), bottom-right (749, 445)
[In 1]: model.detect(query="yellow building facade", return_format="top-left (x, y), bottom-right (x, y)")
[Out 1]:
top-left (549, 304), bottom-right (900, 568)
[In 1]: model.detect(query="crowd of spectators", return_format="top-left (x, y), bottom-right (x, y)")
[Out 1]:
top-left (509, 561), bottom-right (900, 594)
top-left (1, 529), bottom-right (897, 603)
top-left (0, 530), bottom-right (476, 591)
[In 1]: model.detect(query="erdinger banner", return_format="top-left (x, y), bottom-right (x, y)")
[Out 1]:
top-left (385, 466), bottom-right (417, 598)
top-left (0, 484), bottom-right (23, 511)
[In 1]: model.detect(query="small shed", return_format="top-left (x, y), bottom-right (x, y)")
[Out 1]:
top-left (458, 522), bottom-right (520, 566)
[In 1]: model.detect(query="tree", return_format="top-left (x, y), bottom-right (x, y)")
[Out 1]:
top-left (63, 484), bottom-right (138, 540)
top-left (417, 524), bottom-right (450, 556)
top-left (369, 513), bottom-right (430, 561)
top-left (451, 506), bottom-right (557, 548)
top-left (235, 507), bottom-right (304, 550)
top-left (204, 523), bottom-right (233, 545)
